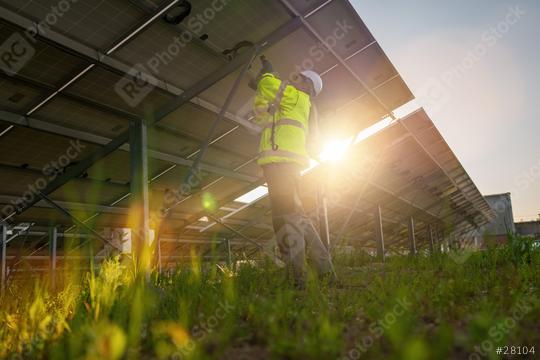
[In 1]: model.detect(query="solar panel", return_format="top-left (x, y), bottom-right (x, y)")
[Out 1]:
top-left (1, 0), bottom-right (148, 50)
top-left (0, 76), bottom-right (45, 112)
top-left (0, 22), bottom-right (89, 86)
top-left (34, 96), bottom-right (130, 138)
top-left (191, 109), bottom-right (494, 251)
top-left (0, 0), bottom-right (491, 268)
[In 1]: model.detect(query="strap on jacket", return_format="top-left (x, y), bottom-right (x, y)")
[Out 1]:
top-left (268, 80), bottom-right (288, 151)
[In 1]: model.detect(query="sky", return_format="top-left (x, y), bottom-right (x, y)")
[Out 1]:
top-left (351, 0), bottom-right (540, 221)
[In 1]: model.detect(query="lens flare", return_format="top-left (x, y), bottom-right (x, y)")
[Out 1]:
top-left (319, 138), bottom-right (352, 163)
top-left (202, 192), bottom-right (217, 211)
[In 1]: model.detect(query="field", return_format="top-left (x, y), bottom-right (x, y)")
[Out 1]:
top-left (1, 236), bottom-right (539, 360)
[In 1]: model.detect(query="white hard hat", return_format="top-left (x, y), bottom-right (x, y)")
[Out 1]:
top-left (300, 70), bottom-right (323, 96)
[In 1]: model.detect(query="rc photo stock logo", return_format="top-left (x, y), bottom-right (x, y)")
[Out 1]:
top-left (275, 217), bottom-right (305, 258)
top-left (1, 0), bottom-right (81, 76)
top-left (114, 0), bottom-right (232, 108)
top-left (416, 77), bottom-right (452, 116)
top-left (0, 139), bottom-right (86, 220)
top-left (271, 216), bottom-right (307, 273)
top-left (114, 64), bottom-right (156, 108)
top-left (0, 32), bottom-right (35, 76)
top-left (416, 5), bottom-right (525, 117)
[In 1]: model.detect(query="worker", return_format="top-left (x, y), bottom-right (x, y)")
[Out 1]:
top-left (250, 56), bottom-right (336, 287)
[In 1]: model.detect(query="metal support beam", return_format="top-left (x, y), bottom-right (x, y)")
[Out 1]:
top-left (1, 17), bottom-right (301, 221)
top-left (437, 224), bottom-right (444, 252)
top-left (129, 119), bottom-right (150, 263)
top-left (0, 111), bottom-right (257, 183)
top-left (19, 0), bottom-right (181, 115)
top-left (0, 193), bottom-right (130, 217)
top-left (129, 0), bottom-right (226, 58)
top-left (0, 3), bottom-right (259, 132)
top-left (1, 223), bottom-right (6, 296)
top-left (2, 132), bottom-right (128, 222)
top-left (156, 234), bottom-right (163, 274)
top-left (149, 16), bottom-right (302, 125)
top-left (374, 204), bottom-right (385, 262)
top-left (35, 192), bottom-right (120, 251)
top-left (436, 225), bottom-right (443, 252)
top-left (334, 195), bottom-right (361, 246)
top-left (441, 228), bottom-right (448, 252)
top-left (434, 224), bottom-right (440, 252)
top-left (319, 193), bottom-right (330, 249)
top-left (408, 217), bottom-right (416, 256)
top-left (49, 227), bottom-right (58, 291)
top-left (399, 121), bottom-right (492, 222)
top-left (225, 238), bottom-right (232, 265)
top-left (428, 224), bottom-right (435, 254)
top-left (185, 45), bottom-right (259, 186)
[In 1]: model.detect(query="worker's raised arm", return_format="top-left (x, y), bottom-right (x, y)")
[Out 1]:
top-left (248, 55), bottom-right (274, 90)
top-left (252, 74), bottom-right (280, 125)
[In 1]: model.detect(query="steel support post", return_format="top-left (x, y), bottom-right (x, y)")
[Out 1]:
top-left (442, 229), bottom-right (449, 253)
top-left (428, 224), bottom-right (435, 255)
top-left (318, 193), bottom-right (331, 249)
top-left (1, 223), bottom-right (6, 296)
top-left (374, 205), bottom-right (385, 262)
top-left (157, 236), bottom-right (162, 274)
top-left (335, 199), bottom-right (357, 246)
top-left (408, 217), bottom-right (416, 256)
top-left (435, 225), bottom-right (441, 252)
top-left (129, 119), bottom-right (150, 269)
top-left (225, 238), bottom-right (232, 265)
top-left (436, 226), bottom-right (441, 252)
top-left (49, 227), bottom-right (58, 291)
top-left (441, 229), bottom-right (446, 252)
top-left (439, 236), bottom-right (445, 253)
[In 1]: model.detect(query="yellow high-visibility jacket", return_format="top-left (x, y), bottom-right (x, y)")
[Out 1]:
top-left (254, 73), bottom-right (311, 167)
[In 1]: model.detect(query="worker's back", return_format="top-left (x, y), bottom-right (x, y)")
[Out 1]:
top-left (254, 73), bottom-right (311, 167)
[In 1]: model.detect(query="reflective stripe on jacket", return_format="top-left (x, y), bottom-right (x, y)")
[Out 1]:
top-left (254, 73), bottom-right (310, 167)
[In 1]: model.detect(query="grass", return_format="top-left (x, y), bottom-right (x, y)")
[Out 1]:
top-left (1, 235), bottom-right (539, 359)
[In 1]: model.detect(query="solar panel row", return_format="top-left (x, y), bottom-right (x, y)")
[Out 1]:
top-left (0, 0), bottom-right (493, 273)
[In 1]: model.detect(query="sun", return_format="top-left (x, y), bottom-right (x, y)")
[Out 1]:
top-left (319, 138), bottom-right (352, 163)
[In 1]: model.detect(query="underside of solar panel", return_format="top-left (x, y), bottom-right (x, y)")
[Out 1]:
top-left (0, 0), bottom-right (494, 266)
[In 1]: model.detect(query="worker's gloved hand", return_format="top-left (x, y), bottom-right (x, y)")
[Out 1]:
top-left (248, 56), bottom-right (274, 90)
top-left (260, 55), bottom-right (273, 74)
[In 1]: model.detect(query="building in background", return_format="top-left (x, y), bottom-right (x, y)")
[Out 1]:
top-left (515, 220), bottom-right (540, 241)
top-left (478, 193), bottom-right (515, 246)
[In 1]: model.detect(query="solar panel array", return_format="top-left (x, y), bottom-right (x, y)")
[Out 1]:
top-left (0, 0), bottom-right (493, 271)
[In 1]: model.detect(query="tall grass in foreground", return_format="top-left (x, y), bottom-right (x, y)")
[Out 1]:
top-left (0, 236), bottom-right (539, 359)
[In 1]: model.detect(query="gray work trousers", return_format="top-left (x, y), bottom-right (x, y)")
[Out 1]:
top-left (262, 162), bottom-right (333, 283)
